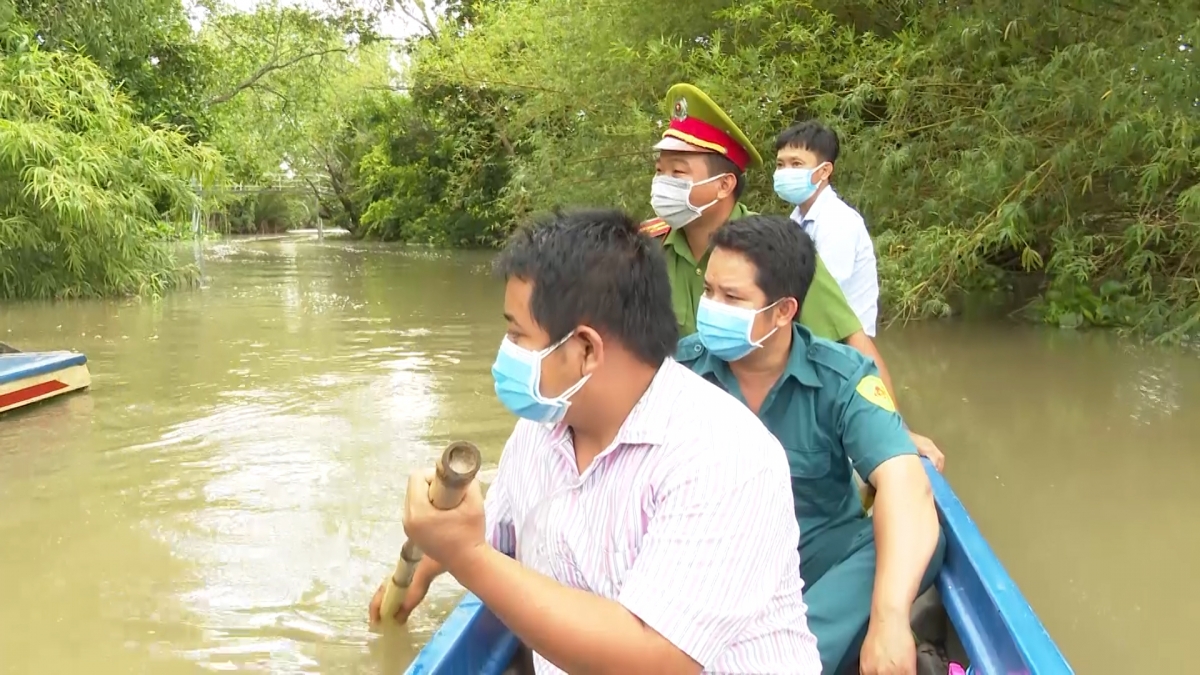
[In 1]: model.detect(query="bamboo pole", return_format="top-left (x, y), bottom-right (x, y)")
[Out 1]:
top-left (376, 441), bottom-right (482, 624)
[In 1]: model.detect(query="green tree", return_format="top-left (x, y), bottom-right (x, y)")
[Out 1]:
top-left (11, 0), bottom-right (213, 130)
top-left (404, 0), bottom-right (729, 220)
top-left (387, 0), bottom-right (1199, 337)
top-left (199, 2), bottom-right (394, 232)
top-left (0, 19), bottom-right (222, 299)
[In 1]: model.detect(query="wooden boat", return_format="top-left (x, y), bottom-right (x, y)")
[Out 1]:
top-left (0, 347), bottom-right (91, 414)
top-left (402, 462), bottom-right (1074, 675)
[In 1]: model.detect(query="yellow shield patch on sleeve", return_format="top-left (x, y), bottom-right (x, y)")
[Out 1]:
top-left (855, 375), bottom-right (896, 413)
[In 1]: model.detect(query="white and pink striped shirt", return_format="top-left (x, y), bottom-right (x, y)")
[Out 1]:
top-left (483, 358), bottom-right (821, 674)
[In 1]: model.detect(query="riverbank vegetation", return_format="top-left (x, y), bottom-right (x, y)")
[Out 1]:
top-left (0, 0), bottom-right (1196, 339)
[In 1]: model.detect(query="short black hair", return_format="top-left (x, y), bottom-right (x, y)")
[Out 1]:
top-left (701, 153), bottom-right (746, 200)
top-left (493, 208), bottom-right (678, 366)
top-left (775, 121), bottom-right (840, 164)
top-left (710, 214), bottom-right (816, 314)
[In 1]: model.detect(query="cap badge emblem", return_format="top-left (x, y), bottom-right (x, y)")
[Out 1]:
top-left (672, 97), bottom-right (688, 121)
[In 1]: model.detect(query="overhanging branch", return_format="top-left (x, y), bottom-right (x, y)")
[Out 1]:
top-left (206, 48), bottom-right (349, 106)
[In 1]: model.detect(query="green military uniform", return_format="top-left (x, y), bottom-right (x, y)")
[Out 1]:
top-left (643, 83), bottom-right (863, 340)
top-left (676, 324), bottom-right (946, 675)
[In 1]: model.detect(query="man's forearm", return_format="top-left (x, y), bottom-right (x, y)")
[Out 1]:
top-left (449, 545), bottom-right (693, 675)
top-left (845, 331), bottom-right (899, 411)
top-left (869, 463), bottom-right (938, 620)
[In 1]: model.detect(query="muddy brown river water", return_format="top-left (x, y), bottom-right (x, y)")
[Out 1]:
top-left (1, 236), bottom-right (1196, 674)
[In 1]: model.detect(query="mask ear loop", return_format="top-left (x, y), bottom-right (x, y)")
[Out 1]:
top-left (811, 162), bottom-right (831, 191)
top-left (687, 172), bottom-right (733, 214)
top-left (747, 299), bottom-right (784, 348)
top-left (538, 330), bottom-right (576, 358)
top-left (531, 330), bottom-right (592, 406)
top-left (558, 329), bottom-right (593, 401)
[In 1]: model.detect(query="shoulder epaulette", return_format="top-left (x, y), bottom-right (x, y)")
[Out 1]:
top-left (638, 217), bottom-right (670, 240)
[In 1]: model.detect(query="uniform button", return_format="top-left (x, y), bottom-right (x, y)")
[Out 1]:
top-left (695, 268), bottom-right (702, 276)
top-left (694, 344), bottom-right (702, 352)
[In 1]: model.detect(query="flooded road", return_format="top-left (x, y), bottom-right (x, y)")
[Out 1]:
top-left (1, 236), bottom-right (1196, 674)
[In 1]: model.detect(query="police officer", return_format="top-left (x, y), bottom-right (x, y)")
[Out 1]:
top-left (642, 83), bottom-right (860, 344)
top-left (676, 213), bottom-right (946, 675)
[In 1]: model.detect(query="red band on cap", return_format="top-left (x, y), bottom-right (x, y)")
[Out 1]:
top-left (662, 116), bottom-right (751, 172)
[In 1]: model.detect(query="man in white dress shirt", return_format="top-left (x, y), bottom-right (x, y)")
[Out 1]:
top-left (371, 208), bottom-right (821, 675)
top-left (772, 121), bottom-right (880, 336)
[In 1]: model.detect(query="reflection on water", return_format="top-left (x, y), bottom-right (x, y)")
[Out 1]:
top-left (0, 236), bottom-right (1197, 674)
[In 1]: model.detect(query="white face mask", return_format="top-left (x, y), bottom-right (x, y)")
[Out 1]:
top-left (650, 174), bottom-right (728, 230)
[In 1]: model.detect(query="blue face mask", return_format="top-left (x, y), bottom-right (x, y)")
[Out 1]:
top-left (696, 296), bottom-right (782, 362)
top-left (491, 332), bottom-right (591, 424)
top-left (773, 165), bottom-right (827, 205)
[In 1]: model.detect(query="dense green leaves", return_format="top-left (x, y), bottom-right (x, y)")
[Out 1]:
top-left (0, 18), bottom-right (221, 299)
top-left (12, 0), bottom-right (211, 128)
top-left (0, 0), bottom-right (1195, 338)
top-left (383, 0), bottom-right (1199, 338)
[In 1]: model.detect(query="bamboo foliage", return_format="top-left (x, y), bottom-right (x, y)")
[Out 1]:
top-left (1, 0), bottom-right (1196, 338)
top-left (0, 22), bottom-right (222, 300)
top-left (386, 0), bottom-right (1199, 337)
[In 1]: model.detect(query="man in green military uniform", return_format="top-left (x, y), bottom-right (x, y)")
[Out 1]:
top-left (643, 83), bottom-right (945, 469)
top-left (675, 213), bottom-right (946, 675)
top-left (643, 83), bottom-right (858, 343)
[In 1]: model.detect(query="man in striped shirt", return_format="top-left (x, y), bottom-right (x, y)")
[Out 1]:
top-left (372, 208), bottom-right (821, 674)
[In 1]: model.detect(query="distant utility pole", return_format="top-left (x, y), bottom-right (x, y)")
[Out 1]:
top-left (316, 192), bottom-right (325, 241)
top-left (191, 178), bottom-right (203, 239)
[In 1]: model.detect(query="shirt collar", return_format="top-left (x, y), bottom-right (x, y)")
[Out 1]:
top-left (683, 337), bottom-right (725, 379)
top-left (728, 201), bottom-right (752, 220)
top-left (662, 200), bottom-right (752, 266)
top-left (794, 186), bottom-right (838, 225)
top-left (687, 324), bottom-right (823, 390)
top-left (782, 323), bottom-right (823, 388)
top-left (663, 228), bottom-right (702, 266)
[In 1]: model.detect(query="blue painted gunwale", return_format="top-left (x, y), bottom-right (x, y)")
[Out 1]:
top-left (405, 593), bottom-right (519, 675)
top-left (0, 351), bottom-right (88, 386)
top-left (402, 460), bottom-right (1074, 675)
top-left (925, 463), bottom-right (1073, 674)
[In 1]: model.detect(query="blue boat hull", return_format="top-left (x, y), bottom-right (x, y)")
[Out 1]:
top-left (402, 462), bottom-right (1073, 675)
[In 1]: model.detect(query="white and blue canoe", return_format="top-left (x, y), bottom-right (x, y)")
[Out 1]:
top-left (0, 348), bottom-right (91, 414)
top-left (402, 461), bottom-right (1074, 675)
